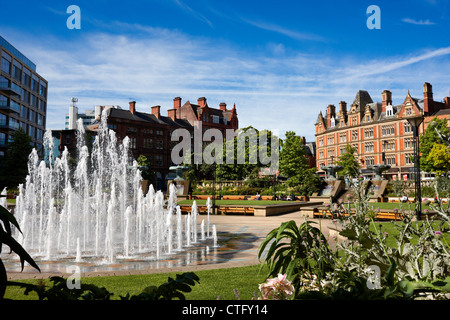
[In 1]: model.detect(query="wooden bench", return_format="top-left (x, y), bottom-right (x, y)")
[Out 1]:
top-left (374, 212), bottom-right (403, 221)
top-left (222, 195), bottom-right (246, 200)
top-left (192, 195), bottom-right (212, 200)
top-left (218, 206), bottom-right (254, 215)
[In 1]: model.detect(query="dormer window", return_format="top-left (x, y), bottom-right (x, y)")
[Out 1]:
top-left (330, 116), bottom-right (335, 127)
top-left (386, 104), bottom-right (393, 117)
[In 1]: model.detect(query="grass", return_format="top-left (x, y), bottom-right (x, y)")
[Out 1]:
top-left (178, 199), bottom-right (294, 206)
top-left (4, 264), bottom-right (269, 300)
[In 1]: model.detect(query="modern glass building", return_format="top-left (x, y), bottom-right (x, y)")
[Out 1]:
top-left (0, 35), bottom-right (47, 158)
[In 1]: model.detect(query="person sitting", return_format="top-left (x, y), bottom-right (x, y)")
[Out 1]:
top-left (256, 192), bottom-right (261, 200)
top-left (401, 195), bottom-right (408, 203)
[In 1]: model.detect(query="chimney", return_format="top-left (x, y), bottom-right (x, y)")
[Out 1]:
top-left (423, 82), bottom-right (434, 114)
top-left (198, 97), bottom-right (207, 108)
top-left (326, 104), bottom-right (335, 127)
top-left (168, 109), bottom-right (177, 121)
top-left (173, 97), bottom-right (181, 109)
top-left (339, 101), bottom-right (347, 114)
top-left (444, 96), bottom-right (450, 109)
top-left (151, 105), bottom-right (161, 119)
top-left (129, 101), bottom-right (136, 114)
top-left (382, 90), bottom-right (392, 113)
top-left (219, 102), bottom-right (227, 111)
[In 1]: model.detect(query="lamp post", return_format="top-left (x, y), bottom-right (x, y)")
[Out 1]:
top-left (407, 115), bottom-right (424, 220)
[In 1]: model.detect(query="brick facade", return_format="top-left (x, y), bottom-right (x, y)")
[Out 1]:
top-left (315, 82), bottom-right (450, 180)
top-left (81, 97), bottom-right (239, 189)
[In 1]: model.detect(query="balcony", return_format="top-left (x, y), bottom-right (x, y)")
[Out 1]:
top-left (0, 100), bottom-right (20, 114)
top-left (0, 80), bottom-right (21, 96)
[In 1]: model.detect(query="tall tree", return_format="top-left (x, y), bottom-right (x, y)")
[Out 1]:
top-left (0, 128), bottom-right (33, 189)
top-left (420, 117), bottom-right (449, 173)
top-left (336, 144), bottom-right (361, 178)
top-left (279, 131), bottom-right (321, 195)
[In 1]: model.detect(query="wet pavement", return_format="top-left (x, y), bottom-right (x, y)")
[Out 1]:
top-left (4, 211), bottom-right (338, 280)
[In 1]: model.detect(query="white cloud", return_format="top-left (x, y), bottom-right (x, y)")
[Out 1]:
top-left (402, 18), bottom-right (436, 25)
top-left (11, 26), bottom-right (450, 141)
top-left (241, 18), bottom-right (326, 42)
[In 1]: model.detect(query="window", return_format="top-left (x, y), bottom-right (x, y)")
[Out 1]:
top-left (12, 60), bottom-right (21, 82)
top-left (203, 113), bottom-right (209, 122)
top-left (156, 130), bottom-right (163, 136)
top-left (328, 148), bottom-right (335, 158)
top-left (382, 140), bottom-right (395, 151)
top-left (318, 138), bottom-right (323, 147)
top-left (31, 75), bottom-right (39, 93)
top-left (0, 113), bottom-right (7, 126)
top-left (22, 69), bottom-right (31, 88)
top-left (157, 139), bottom-right (164, 150)
top-left (404, 138), bottom-right (414, 149)
top-left (386, 105), bottom-right (394, 117)
top-left (327, 135), bottom-right (334, 145)
top-left (212, 115), bottom-right (220, 124)
top-left (39, 81), bottom-right (46, 97)
top-left (365, 156), bottom-right (375, 166)
top-left (381, 125), bottom-right (395, 136)
top-left (0, 94), bottom-right (7, 106)
top-left (405, 153), bottom-right (414, 165)
top-left (339, 133), bottom-right (347, 143)
top-left (156, 155), bottom-right (163, 166)
top-left (352, 130), bottom-right (358, 141)
top-left (364, 142), bottom-right (374, 153)
top-left (404, 122), bottom-right (411, 133)
top-left (0, 132), bottom-right (6, 145)
top-left (386, 156), bottom-right (396, 166)
top-left (143, 138), bottom-right (153, 149)
top-left (1, 51), bottom-right (11, 74)
top-left (130, 137), bottom-right (137, 149)
top-left (364, 128), bottom-right (374, 138)
top-left (37, 114), bottom-right (44, 126)
top-left (127, 127), bottom-right (137, 133)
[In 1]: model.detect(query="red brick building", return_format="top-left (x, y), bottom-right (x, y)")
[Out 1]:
top-left (84, 97), bottom-right (239, 188)
top-left (315, 82), bottom-right (450, 180)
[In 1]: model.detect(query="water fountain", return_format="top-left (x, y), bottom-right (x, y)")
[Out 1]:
top-left (11, 113), bottom-right (213, 268)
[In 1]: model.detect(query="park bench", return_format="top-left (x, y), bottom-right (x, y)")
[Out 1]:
top-left (222, 195), bottom-right (246, 200)
top-left (218, 206), bottom-right (254, 215)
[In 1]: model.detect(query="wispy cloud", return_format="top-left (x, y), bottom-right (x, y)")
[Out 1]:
top-left (13, 27), bottom-right (450, 141)
top-left (241, 18), bottom-right (326, 42)
top-left (402, 18), bottom-right (435, 25)
top-left (172, 0), bottom-right (213, 28)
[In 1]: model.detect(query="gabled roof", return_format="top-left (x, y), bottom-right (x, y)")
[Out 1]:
top-left (353, 90), bottom-right (373, 111)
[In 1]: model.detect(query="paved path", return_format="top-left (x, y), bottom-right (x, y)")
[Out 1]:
top-left (6, 211), bottom-right (339, 280)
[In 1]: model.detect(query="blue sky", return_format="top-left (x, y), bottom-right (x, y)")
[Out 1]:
top-left (1, 0), bottom-right (449, 140)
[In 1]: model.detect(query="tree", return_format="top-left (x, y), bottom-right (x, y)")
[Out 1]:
top-left (336, 144), bottom-right (360, 178)
top-left (279, 131), bottom-right (321, 195)
top-left (426, 144), bottom-right (450, 175)
top-left (420, 117), bottom-right (449, 173)
top-left (0, 129), bottom-right (33, 189)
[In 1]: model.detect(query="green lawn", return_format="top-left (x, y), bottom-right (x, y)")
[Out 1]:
top-left (4, 264), bottom-right (269, 300)
top-left (4, 220), bottom-right (449, 300)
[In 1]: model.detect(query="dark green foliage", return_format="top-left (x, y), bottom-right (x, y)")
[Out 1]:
top-left (9, 276), bottom-right (113, 300)
top-left (120, 272), bottom-right (200, 300)
top-left (0, 128), bottom-right (33, 189)
top-left (258, 220), bottom-right (335, 293)
top-left (0, 203), bottom-right (40, 299)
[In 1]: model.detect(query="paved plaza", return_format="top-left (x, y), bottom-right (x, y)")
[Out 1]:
top-left (6, 211), bottom-right (338, 280)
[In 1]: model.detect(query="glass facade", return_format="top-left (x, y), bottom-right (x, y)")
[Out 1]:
top-left (0, 36), bottom-right (47, 159)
